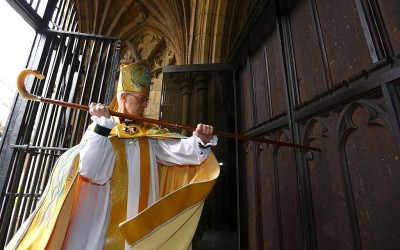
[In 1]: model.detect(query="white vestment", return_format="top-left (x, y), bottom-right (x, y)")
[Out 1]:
top-left (63, 116), bottom-right (217, 250)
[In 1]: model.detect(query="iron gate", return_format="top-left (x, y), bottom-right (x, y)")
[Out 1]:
top-left (0, 29), bottom-right (120, 248)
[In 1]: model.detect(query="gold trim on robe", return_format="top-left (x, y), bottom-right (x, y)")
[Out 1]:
top-left (105, 139), bottom-right (128, 249)
top-left (121, 154), bottom-right (219, 249)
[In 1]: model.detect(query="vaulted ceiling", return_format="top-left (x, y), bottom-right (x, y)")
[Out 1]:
top-left (72, 0), bottom-right (256, 65)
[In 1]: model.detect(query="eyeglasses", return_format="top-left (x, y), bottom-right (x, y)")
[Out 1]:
top-left (126, 93), bottom-right (149, 104)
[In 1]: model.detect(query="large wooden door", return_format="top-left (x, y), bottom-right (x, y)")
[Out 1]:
top-left (231, 0), bottom-right (400, 249)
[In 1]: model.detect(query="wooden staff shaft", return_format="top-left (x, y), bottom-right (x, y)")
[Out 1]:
top-left (43, 97), bottom-right (320, 151)
top-left (17, 69), bottom-right (321, 151)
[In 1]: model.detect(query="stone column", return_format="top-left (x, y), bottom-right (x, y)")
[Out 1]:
top-left (177, 75), bottom-right (193, 136)
top-left (195, 73), bottom-right (210, 123)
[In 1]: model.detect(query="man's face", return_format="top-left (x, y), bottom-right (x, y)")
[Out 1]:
top-left (119, 91), bottom-right (149, 116)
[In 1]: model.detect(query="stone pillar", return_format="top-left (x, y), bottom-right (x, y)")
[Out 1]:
top-left (195, 73), bottom-right (210, 123)
top-left (177, 76), bottom-right (193, 136)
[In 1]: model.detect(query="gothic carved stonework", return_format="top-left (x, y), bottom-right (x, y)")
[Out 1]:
top-left (154, 47), bottom-right (175, 68)
top-left (135, 32), bottom-right (161, 59)
top-left (121, 31), bottom-right (175, 70)
top-left (121, 32), bottom-right (159, 64)
top-left (121, 47), bottom-right (134, 64)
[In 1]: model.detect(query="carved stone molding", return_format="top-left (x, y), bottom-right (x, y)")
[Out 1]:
top-left (121, 31), bottom-right (176, 72)
top-left (136, 32), bottom-right (161, 59)
top-left (154, 46), bottom-right (175, 68)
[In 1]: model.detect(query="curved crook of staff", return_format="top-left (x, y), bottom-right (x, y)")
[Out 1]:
top-left (17, 69), bottom-right (320, 152)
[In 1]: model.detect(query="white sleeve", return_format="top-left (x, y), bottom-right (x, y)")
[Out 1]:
top-left (78, 116), bottom-right (117, 185)
top-left (153, 132), bottom-right (218, 166)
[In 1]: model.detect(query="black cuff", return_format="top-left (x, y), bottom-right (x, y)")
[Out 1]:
top-left (94, 124), bottom-right (112, 137)
top-left (198, 142), bottom-right (211, 149)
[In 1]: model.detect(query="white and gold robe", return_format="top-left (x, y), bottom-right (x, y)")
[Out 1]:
top-left (6, 116), bottom-right (219, 250)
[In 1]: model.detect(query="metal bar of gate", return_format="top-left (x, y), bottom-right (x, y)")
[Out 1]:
top-left (58, 37), bottom-right (79, 145)
top-left (14, 151), bottom-right (37, 230)
top-left (51, 34), bottom-right (77, 146)
top-left (70, 37), bottom-right (89, 145)
top-left (3, 148), bottom-right (28, 243)
top-left (52, 0), bottom-right (65, 29)
top-left (105, 40), bottom-right (121, 104)
top-left (0, 29), bottom-right (120, 248)
top-left (89, 39), bottom-right (104, 104)
top-left (82, 39), bottom-right (99, 130)
top-left (21, 151), bottom-right (41, 223)
top-left (32, 34), bottom-right (66, 149)
top-left (7, 150), bottom-right (34, 239)
top-left (61, 36), bottom-right (81, 146)
top-left (97, 41), bottom-right (112, 102)
top-left (0, 33), bottom-right (57, 246)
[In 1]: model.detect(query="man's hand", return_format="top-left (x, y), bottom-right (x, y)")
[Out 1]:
top-left (89, 102), bottom-right (110, 118)
top-left (195, 123), bottom-right (215, 145)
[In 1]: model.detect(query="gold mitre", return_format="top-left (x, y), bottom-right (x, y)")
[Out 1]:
top-left (108, 60), bottom-right (151, 112)
top-left (117, 59), bottom-right (151, 94)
